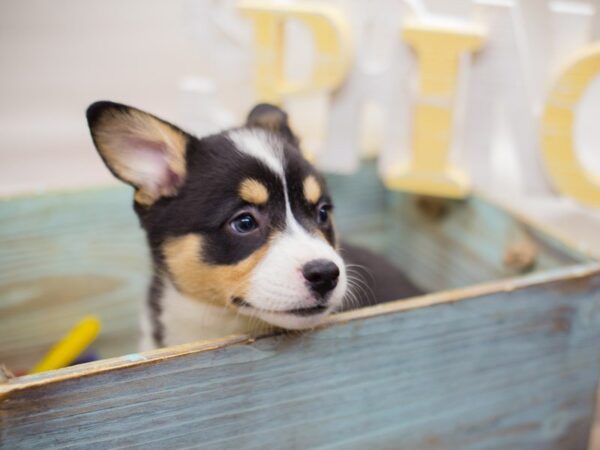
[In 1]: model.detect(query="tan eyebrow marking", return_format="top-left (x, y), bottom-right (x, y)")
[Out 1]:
top-left (239, 178), bottom-right (269, 205)
top-left (303, 175), bottom-right (321, 204)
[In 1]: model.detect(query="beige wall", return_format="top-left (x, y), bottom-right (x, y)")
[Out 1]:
top-left (0, 1), bottom-right (206, 194)
top-left (1, 1), bottom-right (599, 196)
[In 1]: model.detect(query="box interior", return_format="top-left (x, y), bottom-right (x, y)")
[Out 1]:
top-left (0, 163), bottom-right (590, 373)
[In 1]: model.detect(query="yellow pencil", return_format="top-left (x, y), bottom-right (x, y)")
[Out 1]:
top-left (30, 315), bottom-right (101, 374)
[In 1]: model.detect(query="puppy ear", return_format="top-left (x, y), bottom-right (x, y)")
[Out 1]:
top-left (87, 101), bottom-right (189, 206)
top-left (246, 103), bottom-right (298, 145)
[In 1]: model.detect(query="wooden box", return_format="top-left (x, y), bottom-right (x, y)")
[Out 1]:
top-left (1, 163), bottom-right (599, 449)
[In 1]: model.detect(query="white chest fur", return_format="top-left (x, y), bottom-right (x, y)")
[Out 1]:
top-left (139, 279), bottom-right (269, 350)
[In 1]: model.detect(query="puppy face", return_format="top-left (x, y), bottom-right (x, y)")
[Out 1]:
top-left (87, 102), bottom-right (347, 330)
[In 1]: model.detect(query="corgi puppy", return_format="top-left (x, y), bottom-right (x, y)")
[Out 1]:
top-left (86, 101), bottom-right (421, 349)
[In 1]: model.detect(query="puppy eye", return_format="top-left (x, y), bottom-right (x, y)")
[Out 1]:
top-left (230, 213), bottom-right (258, 234)
top-left (317, 203), bottom-right (332, 225)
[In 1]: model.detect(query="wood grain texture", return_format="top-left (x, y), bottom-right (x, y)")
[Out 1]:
top-left (0, 188), bottom-right (148, 370)
top-left (1, 268), bottom-right (599, 449)
top-left (0, 162), bottom-right (592, 371)
top-left (1, 162), bottom-right (599, 449)
top-left (328, 163), bottom-right (588, 293)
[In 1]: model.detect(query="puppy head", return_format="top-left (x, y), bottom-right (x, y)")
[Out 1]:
top-left (87, 101), bottom-right (347, 330)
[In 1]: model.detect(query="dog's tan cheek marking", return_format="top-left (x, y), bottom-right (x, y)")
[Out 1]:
top-left (162, 234), bottom-right (271, 306)
top-left (303, 175), bottom-right (321, 204)
top-left (239, 178), bottom-right (269, 205)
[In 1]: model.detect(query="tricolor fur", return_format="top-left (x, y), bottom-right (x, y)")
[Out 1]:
top-left (87, 102), bottom-right (349, 349)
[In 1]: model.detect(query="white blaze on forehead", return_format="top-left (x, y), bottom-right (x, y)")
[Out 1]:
top-left (246, 169), bottom-right (346, 320)
top-left (226, 129), bottom-right (347, 329)
top-left (228, 127), bottom-right (312, 235)
top-left (227, 128), bottom-right (284, 177)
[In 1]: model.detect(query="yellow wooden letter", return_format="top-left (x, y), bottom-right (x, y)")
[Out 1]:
top-left (239, 1), bottom-right (352, 104)
top-left (384, 21), bottom-right (484, 198)
top-left (541, 43), bottom-right (600, 207)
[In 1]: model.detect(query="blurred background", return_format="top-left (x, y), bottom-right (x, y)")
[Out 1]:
top-left (1, 0), bottom-right (599, 198)
top-left (0, 1), bottom-right (210, 193)
top-left (1, 1), bottom-right (599, 445)
top-left (1, 1), bottom-right (600, 249)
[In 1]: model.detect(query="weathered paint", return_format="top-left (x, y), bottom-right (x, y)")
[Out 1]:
top-left (328, 163), bottom-right (589, 292)
top-left (0, 187), bottom-right (147, 370)
top-left (1, 265), bottom-right (599, 449)
top-left (1, 164), bottom-right (589, 370)
top-left (1, 163), bottom-right (599, 448)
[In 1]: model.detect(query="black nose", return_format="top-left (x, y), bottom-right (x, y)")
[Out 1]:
top-left (302, 259), bottom-right (340, 299)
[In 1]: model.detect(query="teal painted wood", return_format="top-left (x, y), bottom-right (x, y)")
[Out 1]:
top-left (1, 269), bottom-right (599, 449)
top-left (0, 163), bottom-right (593, 370)
top-left (0, 187), bottom-right (149, 369)
top-left (328, 163), bottom-right (588, 292)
